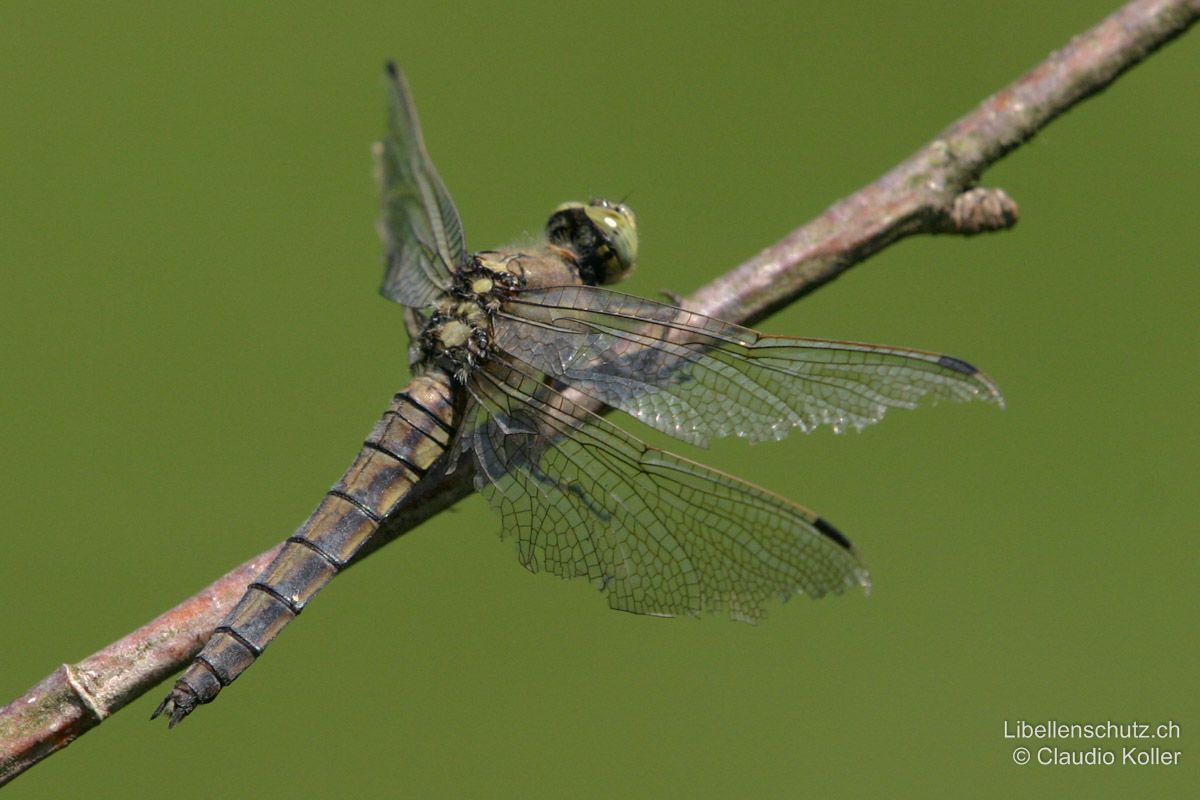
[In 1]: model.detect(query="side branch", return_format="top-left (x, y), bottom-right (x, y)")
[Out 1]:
top-left (1, 0), bottom-right (1196, 786)
top-left (692, 0), bottom-right (1199, 326)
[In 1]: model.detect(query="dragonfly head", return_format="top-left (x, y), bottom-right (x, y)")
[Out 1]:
top-left (546, 198), bottom-right (638, 286)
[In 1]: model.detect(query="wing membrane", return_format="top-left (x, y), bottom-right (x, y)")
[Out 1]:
top-left (496, 285), bottom-right (1003, 446)
top-left (464, 356), bottom-right (868, 622)
top-left (374, 64), bottom-right (466, 308)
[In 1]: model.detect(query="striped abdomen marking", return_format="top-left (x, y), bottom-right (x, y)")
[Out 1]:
top-left (153, 372), bottom-right (455, 726)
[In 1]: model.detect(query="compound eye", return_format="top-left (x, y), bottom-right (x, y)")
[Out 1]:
top-left (587, 201), bottom-right (637, 282)
top-left (546, 199), bottom-right (639, 285)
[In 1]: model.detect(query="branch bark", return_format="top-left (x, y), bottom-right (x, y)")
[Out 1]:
top-left (2, 0), bottom-right (1196, 785)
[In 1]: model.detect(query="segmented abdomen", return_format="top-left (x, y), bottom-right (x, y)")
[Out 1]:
top-left (155, 371), bottom-right (455, 725)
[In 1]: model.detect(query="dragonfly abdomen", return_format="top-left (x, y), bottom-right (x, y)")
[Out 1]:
top-left (153, 371), bottom-right (455, 726)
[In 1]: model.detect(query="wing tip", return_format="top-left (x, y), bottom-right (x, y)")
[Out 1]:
top-left (812, 516), bottom-right (853, 551)
top-left (936, 354), bottom-right (1005, 406)
top-left (856, 567), bottom-right (873, 597)
top-left (384, 60), bottom-right (399, 78)
top-left (937, 354), bottom-right (979, 376)
top-left (810, 516), bottom-right (872, 596)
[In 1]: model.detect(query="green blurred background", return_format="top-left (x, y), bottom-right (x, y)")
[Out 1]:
top-left (2, 1), bottom-right (1196, 796)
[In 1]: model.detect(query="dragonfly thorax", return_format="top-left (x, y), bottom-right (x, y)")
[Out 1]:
top-left (417, 260), bottom-right (522, 382)
top-left (419, 307), bottom-right (491, 383)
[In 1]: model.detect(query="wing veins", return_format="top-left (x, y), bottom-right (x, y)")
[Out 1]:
top-left (474, 356), bottom-right (865, 601)
top-left (499, 287), bottom-right (1000, 445)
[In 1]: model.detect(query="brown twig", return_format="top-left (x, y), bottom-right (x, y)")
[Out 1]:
top-left (2, 0), bottom-right (1196, 786)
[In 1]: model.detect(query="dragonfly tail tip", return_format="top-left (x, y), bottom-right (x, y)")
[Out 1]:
top-left (151, 686), bottom-right (200, 728)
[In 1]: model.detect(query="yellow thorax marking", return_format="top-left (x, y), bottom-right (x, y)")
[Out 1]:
top-left (439, 319), bottom-right (470, 348)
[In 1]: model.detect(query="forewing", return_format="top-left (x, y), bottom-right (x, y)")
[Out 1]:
top-left (374, 64), bottom-right (466, 308)
top-left (496, 285), bottom-right (1003, 446)
top-left (464, 356), bottom-right (868, 622)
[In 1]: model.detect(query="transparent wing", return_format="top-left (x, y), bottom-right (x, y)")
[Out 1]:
top-left (496, 285), bottom-right (1003, 447)
top-left (374, 63), bottom-right (466, 308)
top-left (464, 355), bottom-right (869, 623)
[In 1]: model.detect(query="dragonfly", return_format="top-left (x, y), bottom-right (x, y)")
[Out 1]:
top-left (154, 64), bottom-right (1002, 726)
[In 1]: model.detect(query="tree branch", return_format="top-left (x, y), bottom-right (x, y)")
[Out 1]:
top-left (2, 0), bottom-right (1196, 786)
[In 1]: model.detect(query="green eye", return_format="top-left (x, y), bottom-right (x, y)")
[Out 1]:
top-left (546, 198), bottom-right (638, 285)
top-left (584, 200), bottom-right (638, 275)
